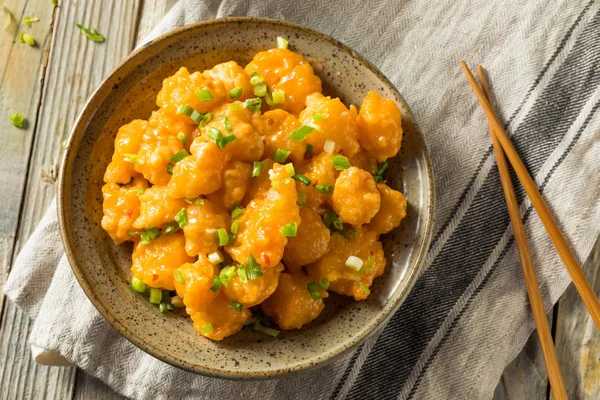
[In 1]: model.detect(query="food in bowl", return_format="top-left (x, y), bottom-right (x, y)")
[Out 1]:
top-left (100, 37), bottom-right (407, 341)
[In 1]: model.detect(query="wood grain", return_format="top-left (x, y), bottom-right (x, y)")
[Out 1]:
top-left (72, 370), bottom-right (125, 400)
top-left (135, 0), bottom-right (177, 44)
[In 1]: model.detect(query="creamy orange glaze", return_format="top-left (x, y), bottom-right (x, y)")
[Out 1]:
top-left (101, 42), bottom-right (406, 340)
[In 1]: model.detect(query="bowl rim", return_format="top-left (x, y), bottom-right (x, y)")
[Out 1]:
top-left (58, 16), bottom-right (435, 379)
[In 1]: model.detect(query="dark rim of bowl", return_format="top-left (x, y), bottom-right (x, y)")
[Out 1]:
top-left (58, 16), bottom-right (435, 379)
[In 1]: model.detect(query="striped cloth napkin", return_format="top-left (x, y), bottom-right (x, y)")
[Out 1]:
top-left (5, 0), bottom-right (600, 398)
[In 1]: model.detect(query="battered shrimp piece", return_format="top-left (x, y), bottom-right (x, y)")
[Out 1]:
top-left (134, 125), bottom-right (184, 186)
top-left (368, 183), bottom-right (407, 235)
top-left (296, 152), bottom-right (337, 210)
top-left (156, 67), bottom-right (226, 120)
top-left (306, 227), bottom-right (385, 301)
top-left (203, 61), bottom-right (253, 102)
top-left (299, 93), bottom-right (361, 157)
top-left (245, 48), bottom-right (322, 115)
top-left (242, 159), bottom-right (274, 205)
top-left (101, 179), bottom-right (148, 244)
top-left (148, 108), bottom-right (196, 141)
top-left (190, 292), bottom-right (251, 340)
top-left (252, 109), bottom-right (306, 164)
top-left (283, 208), bottom-right (330, 271)
top-left (131, 232), bottom-right (194, 291)
top-left (227, 164), bottom-right (301, 267)
top-left (173, 255), bottom-right (219, 314)
top-left (357, 90), bottom-right (403, 162)
top-left (347, 149), bottom-right (378, 174)
top-left (168, 138), bottom-right (226, 199)
top-left (133, 186), bottom-right (187, 230)
top-left (331, 167), bottom-right (380, 226)
top-left (206, 161), bottom-right (252, 210)
top-left (182, 200), bottom-right (231, 256)
top-left (104, 120), bottom-right (147, 184)
top-left (261, 273), bottom-right (327, 330)
top-left (223, 263), bottom-right (283, 307)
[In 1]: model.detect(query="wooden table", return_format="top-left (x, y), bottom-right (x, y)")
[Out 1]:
top-left (1, 1), bottom-right (599, 398)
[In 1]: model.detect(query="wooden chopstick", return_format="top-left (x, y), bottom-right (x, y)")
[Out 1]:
top-left (476, 66), bottom-right (568, 400)
top-left (460, 60), bottom-right (600, 330)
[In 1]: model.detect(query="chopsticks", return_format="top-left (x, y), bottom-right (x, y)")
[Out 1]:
top-left (460, 61), bottom-right (600, 330)
top-left (475, 66), bottom-right (567, 400)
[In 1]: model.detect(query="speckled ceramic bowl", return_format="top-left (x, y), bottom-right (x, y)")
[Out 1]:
top-left (58, 17), bottom-right (434, 379)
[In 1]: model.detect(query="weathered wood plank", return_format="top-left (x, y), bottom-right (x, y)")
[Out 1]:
top-left (552, 235), bottom-right (600, 400)
top-left (0, 0), bottom-right (141, 399)
top-left (135, 0), bottom-right (177, 44)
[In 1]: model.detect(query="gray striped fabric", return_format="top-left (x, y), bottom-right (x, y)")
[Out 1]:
top-left (4, 0), bottom-right (600, 399)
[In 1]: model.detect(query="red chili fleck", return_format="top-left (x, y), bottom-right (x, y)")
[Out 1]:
top-left (312, 180), bottom-right (318, 187)
top-left (263, 254), bottom-right (270, 266)
top-left (126, 209), bottom-right (133, 218)
top-left (152, 274), bottom-right (159, 281)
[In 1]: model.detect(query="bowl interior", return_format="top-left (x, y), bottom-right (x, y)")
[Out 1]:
top-left (59, 18), bottom-right (434, 378)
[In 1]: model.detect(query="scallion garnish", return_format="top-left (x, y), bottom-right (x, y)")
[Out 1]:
top-left (219, 265), bottom-right (237, 287)
top-left (281, 222), bottom-right (298, 237)
top-left (341, 226), bottom-right (357, 240)
top-left (166, 303), bottom-right (175, 312)
top-left (208, 127), bottom-right (236, 149)
top-left (223, 115), bottom-right (232, 132)
top-left (358, 282), bottom-right (370, 295)
top-left (313, 114), bottom-right (328, 121)
top-left (252, 160), bottom-right (265, 177)
top-left (177, 104), bottom-right (204, 125)
top-left (185, 198), bottom-right (193, 204)
top-left (323, 139), bottom-right (336, 154)
top-left (210, 276), bottom-right (222, 292)
top-left (297, 192), bottom-right (307, 207)
top-left (345, 256), bottom-right (364, 271)
top-left (136, 187), bottom-right (144, 195)
top-left (202, 112), bottom-right (215, 125)
top-left (318, 277), bottom-right (330, 290)
top-left (253, 83), bottom-right (267, 97)
top-left (271, 90), bottom-right (285, 105)
top-left (246, 254), bottom-right (263, 280)
top-left (305, 144), bottom-right (313, 157)
top-left (201, 323), bottom-right (214, 334)
top-left (177, 132), bottom-right (187, 144)
top-left (277, 36), bottom-right (288, 49)
top-left (195, 197), bottom-right (205, 205)
top-left (273, 148), bottom-right (291, 163)
top-left (292, 174), bottom-right (311, 186)
top-left (10, 113), bottom-right (24, 128)
top-left (229, 87), bottom-right (243, 99)
top-left (19, 32), bottom-right (36, 46)
top-left (76, 23), bottom-right (104, 42)
top-left (170, 149), bottom-right (189, 163)
top-left (164, 222), bottom-right (180, 235)
top-left (149, 288), bottom-right (162, 304)
top-left (249, 72), bottom-right (264, 86)
top-left (173, 269), bottom-right (185, 285)
top-left (231, 205), bottom-right (244, 219)
top-left (174, 208), bottom-right (187, 228)
top-left (159, 302), bottom-right (168, 313)
top-left (307, 281), bottom-right (321, 300)
top-left (244, 97), bottom-right (262, 112)
top-left (217, 228), bottom-right (230, 246)
top-left (323, 210), bottom-right (344, 231)
top-left (288, 125), bottom-right (315, 141)
top-left (196, 88), bottom-right (214, 102)
top-left (146, 227), bottom-right (161, 240)
top-left (230, 103), bottom-right (243, 111)
top-left (229, 301), bottom-right (243, 312)
top-left (23, 16), bottom-right (40, 26)
top-left (237, 264), bottom-right (248, 283)
top-left (360, 255), bottom-right (375, 274)
top-left (131, 277), bottom-right (146, 293)
top-left (315, 183), bottom-right (333, 195)
top-left (254, 321), bottom-right (280, 337)
top-left (331, 155), bottom-right (351, 170)
top-left (284, 163), bottom-right (295, 177)
top-left (167, 163), bottom-right (174, 175)
top-left (373, 161), bottom-right (388, 183)
top-left (123, 153), bottom-right (141, 164)
top-left (208, 250), bottom-right (224, 265)
top-left (139, 232), bottom-right (150, 245)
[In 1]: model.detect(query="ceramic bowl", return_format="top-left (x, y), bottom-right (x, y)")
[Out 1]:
top-left (58, 17), bottom-right (434, 379)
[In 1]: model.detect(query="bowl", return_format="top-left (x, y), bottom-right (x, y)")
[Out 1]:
top-left (58, 17), bottom-right (435, 379)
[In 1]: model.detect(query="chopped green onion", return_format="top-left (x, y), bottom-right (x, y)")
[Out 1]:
top-left (177, 132), bottom-right (187, 144)
top-left (249, 72), bottom-right (264, 86)
top-left (315, 183), bottom-right (333, 195)
top-left (19, 32), bottom-right (36, 46)
top-left (230, 220), bottom-right (240, 235)
top-left (284, 163), bottom-right (295, 177)
top-left (173, 269), bottom-right (185, 285)
top-left (373, 161), bottom-right (388, 183)
top-left (297, 192), bottom-right (307, 207)
top-left (288, 125), bottom-right (315, 141)
top-left (159, 302), bottom-right (168, 313)
top-left (208, 250), bottom-right (224, 265)
top-left (229, 87), bottom-right (243, 99)
top-left (305, 144), bottom-right (313, 157)
top-left (202, 112), bottom-right (215, 126)
top-left (271, 90), bottom-right (285, 105)
top-left (231, 205), bottom-right (244, 219)
top-left (185, 198), bottom-right (193, 204)
top-left (229, 301), bottom-right (243, 312)
top-left (341, 226), bottom-right (357, 240)
top-left (164, 222), bottom-right (180, 235)
top-left (208, 127), bottom-right (236, 149)
top-left (196, 88), bottom-right (214, 101)
top-left (230, 103), bottom-right (243, 111)
top-left (360, 255), bottom-right (376, 274)
top-left (131, 277), bottom-right (146, 293)
top-left (345, 256), bottom-right (364, 271)
top-left (1, 4), bottom-right (13, 31)
top-left (323, 139), bottom-right (336, 154)
top-left (237, 264), bottom-right (248, 283)
top-left (307, 281), bottom-right (321, 300)
top-left (24, 16), bottom-right (40, 27)
top-left (254, 321), bottom-right (280, 337)
top-left (277, 36), bottom-right (288, 49)
top-left (210, 276), bottom-right (222, 292)
top-left (252, 160), bottom-right (265, 177)
top-left (281, 222), bottom-right (298, 237)
top-left (174, 208), bottom-right (187, 228)
top-left (146, 227), bottom-right (161, 240)
top-left (223, 115), bottom-right (232, 132)
top-left (149, 288), bottom-right (162, 304)
top-left (244, 97), bottom-right (262, 112)
top-left (219, 265), bottom-right (237, 287)
top-left (318, 277), bottom-right (330, 290)
top-left (331, 155), bottom-right (351, 170)
top-left (176, 104), bottom-right (204, 125)
top-left (201, 323), bottom-right (214, 334)
top-left (123, 153), bottom-right (141, 164)
top-left (292, 174), bottom-right (311, 186)
top-left (222, 134), bottom-right (236, 146)
top-left (313, 114), bottom-right (328, 121)
top-left (166, 163), bottom-right (174, 175)
top-left (246, 254), bottom-right (263, 280)
top-left (273, 148), bottom-right (291, 163)
top-left (323, 210), bottom-right (344, 231)
top-left (170, 149), bottom-right (189, 163)
top-left (358, 282), bottom-right (370, 295)
top-left (195, 197), bottom-right (205, 205)
top-left (139, 232), bottom-right (150, 245)
top-left (253, 83), bottom-right (267, 97)
top-left (136, 187), bottom-right (144, 195)
top-left (10, 113), bottom-right (24, 128)
top-left (217, 228), bottom-right (230, 246)
top-left (166, 303), bottom-right (175, 312)
top-left (127, 231), bottom-right (140, 237)
top-left (76, 23), bottom-right (104, 42)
